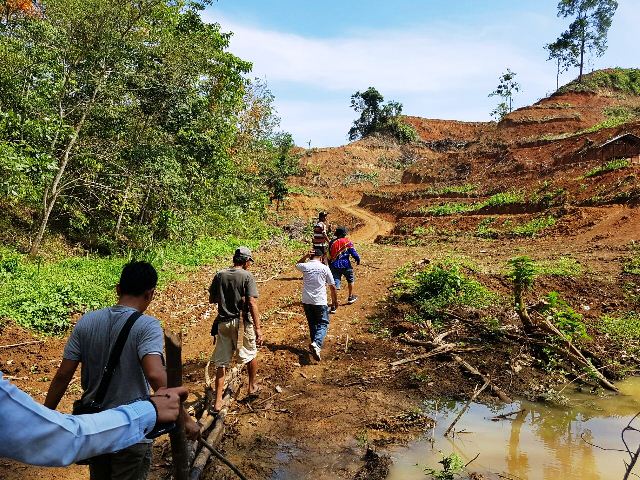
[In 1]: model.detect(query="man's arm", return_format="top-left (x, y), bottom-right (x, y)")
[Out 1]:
top-left (1, 373), bottom-right (186, 466)
top-left (248, 296), bottom-right (263, 345)
top-left (140, 354), bottom-right (199, 440)
top-left (44, 359), bottom-right (79, 410)
top-left (350, 246), bottom-right (361, 265)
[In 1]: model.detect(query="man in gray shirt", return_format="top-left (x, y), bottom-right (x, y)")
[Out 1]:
top-left (209, 247), bottom-right (262, 412)
top-left (45, 261), bottom-right (198, 480)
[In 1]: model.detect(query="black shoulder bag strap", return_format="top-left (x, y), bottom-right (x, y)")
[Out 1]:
top-left (91, 310), bottom-right (143, 407)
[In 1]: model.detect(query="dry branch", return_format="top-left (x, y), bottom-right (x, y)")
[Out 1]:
top-left (451, 354), bottom-right (512, 403)
top-left (444, 381), bottom-right (490, 437)
top-left (390, 343), bottom-right (457, 366)
top-left (0, 340), bottom-right (44, 349)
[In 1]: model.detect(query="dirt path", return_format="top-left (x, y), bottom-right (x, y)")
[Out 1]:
top-left (338, 201), bottom-right (394, 242)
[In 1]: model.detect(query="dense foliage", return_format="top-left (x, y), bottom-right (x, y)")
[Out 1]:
top-left (0, 0), bottom-right (295, 254)
top-left (348, 87), bottom-right (417, 143)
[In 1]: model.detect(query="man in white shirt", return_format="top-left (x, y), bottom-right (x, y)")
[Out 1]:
top-left (295, 248), bottom-right (338, 361)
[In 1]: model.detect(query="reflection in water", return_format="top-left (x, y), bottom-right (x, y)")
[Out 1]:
top-left (387, 378), bottom-right (640, 480)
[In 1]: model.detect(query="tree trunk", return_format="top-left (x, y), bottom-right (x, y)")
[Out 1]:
top-left (29, 78), bottom-right (105, 256)
top-left (114, 175), bottom-right (132, 239)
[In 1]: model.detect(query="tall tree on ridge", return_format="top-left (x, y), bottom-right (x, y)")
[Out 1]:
top-left (550, 0), bottom-right (618, 83)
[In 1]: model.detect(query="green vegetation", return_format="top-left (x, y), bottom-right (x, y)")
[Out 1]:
top-left (510, 216), bottom-right (556, 237)
top-left (0, 1), bottom-right (295, 254)
top-left (536, 256), bottom-right (582, 276)
top-left (624, 247), bottom-right (640, 275)
top-left (543, 291), bottom-right (589, 341)
top-left (559, 68), bottom-right (640, 94)
top-left (394, 261), bottom-right (496, 323)
top-left (428, 184), bottom-right (476, 195)
top-left (582, 158), bottom-right (630, 178)
top-left (596, 312), bottom-right (640, 341)
top-left (0, 238), bottom-right (257, 334)
top-left (342, 170), bottom-right (379, 186)
top-left (423, 202), bottom-right (471, 216)
top-left (348, 87), bottom-right (418, 143)
top-left (489, 68), bottom-right (520, 120)
top-left (424, 191), bottom-right (524, 216)
top-left (425, 453), bottom-right (465, 480)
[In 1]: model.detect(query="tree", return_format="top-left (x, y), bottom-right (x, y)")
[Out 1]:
top-left (545, 34), bottom-right (580, 90)
top-left (348, 87), bottom-right (416, 143)
top-left (549, 0), bottom-right (618, 83)
top-left (489, 69), bottom-right (520, 121)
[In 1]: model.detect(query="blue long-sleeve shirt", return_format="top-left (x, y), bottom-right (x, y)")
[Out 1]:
top-left (328, 238), bottom-right (360, 269)
top-left (0, 372), bottom-right (157, 466)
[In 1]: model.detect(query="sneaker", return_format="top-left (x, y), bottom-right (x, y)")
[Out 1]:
top-left (347, 295), bottom-right (358, 304)
top-left (309, 342), bottom-right (321, 361)
top-left (329, 306), bottom-right (337, 314)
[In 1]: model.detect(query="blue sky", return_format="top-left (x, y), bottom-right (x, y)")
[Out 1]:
top-left (204, 1), bottom-right (640, 147)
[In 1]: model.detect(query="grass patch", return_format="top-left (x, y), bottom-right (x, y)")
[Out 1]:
top-left (536, 256), bottom-right (582, 276)
top-left (482, 191), bottom-right (524, 207)
top-left (596, 312), bottom-right (640, 341)
top-left (422, 202), bottom-right (472, 216)
top-left (427, 184), bottom-right (476, 195)
top-left (0, 237), bottom-right (257, 335)
top-left (582, 158), bottom-right (630, 178)
top-left (509, 216), bottom-right (556, 237)
top-left (342, 170), bottom-right (379, 186)
top-left (558, 68), bottom-right (640, 95)
top-left (423, 190), bottom-right (524, 217)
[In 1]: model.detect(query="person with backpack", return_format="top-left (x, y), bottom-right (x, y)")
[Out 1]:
top-left (328, 226), bottom-right (361, 308)
top-left (45, 261), bottom-right (199, 479)
top-left (312, 211), bottom-right (330, 256)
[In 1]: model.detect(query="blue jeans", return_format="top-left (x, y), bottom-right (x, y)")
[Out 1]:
top-left (303, 304), bottom-right (330, 348)
top-left (330, 267), bottom-right (354, 289)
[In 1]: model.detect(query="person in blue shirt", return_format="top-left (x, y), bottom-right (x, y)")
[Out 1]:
top-left (327, 226), bottom-right (361, 309)
top-left (0, 372), bottom-right (186, 466)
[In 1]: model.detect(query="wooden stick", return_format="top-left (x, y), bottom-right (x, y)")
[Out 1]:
top-left (491, 409), bottom-right (526, 420)
top-left (197, 436), bottom-right (249, 480)
top-left (451, 354), bottom-right (512, 403)
top-left (390, 344), bottom-right (457, 366)
top-left (444, 381), bottom-right (490, 437)
top-left (0, 340), bottom-right (44, 349)
top-left (165, 332), bottom-right (189, 480)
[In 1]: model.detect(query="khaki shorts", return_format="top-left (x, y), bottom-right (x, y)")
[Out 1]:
top-left (213, 318), bottom-right (257, 368)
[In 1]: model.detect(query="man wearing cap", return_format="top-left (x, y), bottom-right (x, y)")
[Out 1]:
top-left (312, 211), bottom-right (331, 257)
top-left (208, 247), bottom-right (262, 412)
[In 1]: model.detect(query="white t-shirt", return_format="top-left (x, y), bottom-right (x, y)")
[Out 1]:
top-left (296, 259), bottom-right (335, 305)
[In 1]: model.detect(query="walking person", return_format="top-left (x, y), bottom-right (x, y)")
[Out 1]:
top-left (296, 248), bottom-right (338, 361)
top-left (312, 211), bottom-right (331, 256)
top-left (208, 247), bottom-right (263, 412)
top-left (45, 261), bottom-right (199, 480)
top-left (328, 226), bottom-right (361, 306)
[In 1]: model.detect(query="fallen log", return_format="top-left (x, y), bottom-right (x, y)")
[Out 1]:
top-left (190, 409), bottom-right (228, 480)
top-left (198, 435), bottom-right (248, 480)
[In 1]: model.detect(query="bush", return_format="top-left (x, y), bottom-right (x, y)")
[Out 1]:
top-left (559, 68), bottom-right (640, 95)
top-left (395, 261), bottom-right (496, 321)
top-left (597, 312), bottom-right (640, 341)
top-left (510, 216), bottom-right (556, 237)
top-left (543, 291), bottom-right (589, 341)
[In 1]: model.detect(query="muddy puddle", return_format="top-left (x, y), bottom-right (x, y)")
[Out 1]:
top-left (387, 377), bottom-right (640, 480)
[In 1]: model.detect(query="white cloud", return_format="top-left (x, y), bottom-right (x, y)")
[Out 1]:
top-left (203, 5), bottom-right (640, 146)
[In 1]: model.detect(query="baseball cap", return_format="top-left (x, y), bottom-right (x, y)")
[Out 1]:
top-left (233, 246), bottom-right (254, 262)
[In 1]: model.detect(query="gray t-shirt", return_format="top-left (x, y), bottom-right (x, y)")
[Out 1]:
top-left (63, 305), bottom-right (164, 412)
top-left (209, 268), bottom-right (259, 323)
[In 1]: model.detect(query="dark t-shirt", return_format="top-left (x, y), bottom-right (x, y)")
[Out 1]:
top-left (209, 267), bottom-right (259, 323)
